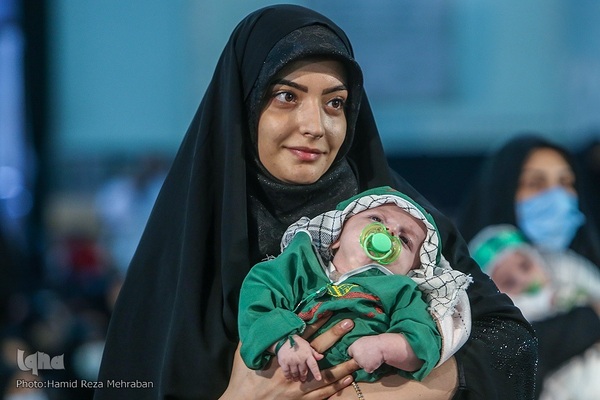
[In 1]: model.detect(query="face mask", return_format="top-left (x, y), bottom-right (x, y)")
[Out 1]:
top-left (516, 187), bottom-right (585, 251)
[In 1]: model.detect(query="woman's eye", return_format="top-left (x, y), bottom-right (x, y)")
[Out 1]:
top-left (519, 178), bottom-right (544, 191)
top-left (328, 97), bottom-right (345, 109)
top-left (559, 176), bottom-right (575, 190)
top-left (274, 91), bottom-right (295, 103)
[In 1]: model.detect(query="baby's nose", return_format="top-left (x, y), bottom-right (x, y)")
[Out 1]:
top-left (386, 224), bottom-right (400, 236)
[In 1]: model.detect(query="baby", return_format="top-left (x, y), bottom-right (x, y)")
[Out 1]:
top-left (469, 224), bottom-right (600, 399)
top-left (469, 224), bottom-right (600, 321)
top-left (238, 186), bottom-right (472, 383)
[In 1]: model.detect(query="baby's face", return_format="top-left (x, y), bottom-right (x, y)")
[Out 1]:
top-left (331, 204), bottom-right (427, 275)
top-left (490, 250), bottom-right (549, 296)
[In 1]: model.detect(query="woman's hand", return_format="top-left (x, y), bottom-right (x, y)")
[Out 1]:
top-left (329, 356), bottom-right (459, 400)
top-left (219, 317), bottom-right (359, 400)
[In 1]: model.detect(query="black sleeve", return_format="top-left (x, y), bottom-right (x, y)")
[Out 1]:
top-left (455, 316), bottom-right (538, 400)
top-left (532, 306), bottom-right (600, 395)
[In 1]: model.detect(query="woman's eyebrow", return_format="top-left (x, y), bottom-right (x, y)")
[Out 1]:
top-left (272, 79), bottom-right (347, 95)
top-left (323, 85), bottom-right (348, 95)
top-left (272, 79), bottom-right (307, 92)
top-left (519, 168), bottom-right (545, 175)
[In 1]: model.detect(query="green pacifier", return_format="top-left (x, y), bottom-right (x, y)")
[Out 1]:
top-left (525, 280), bottom-right (544, 295)
top-left (359, 222), bottom-right (401, 265)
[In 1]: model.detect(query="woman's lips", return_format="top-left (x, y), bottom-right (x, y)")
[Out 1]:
top-left (287, 147), bottom-right (324, 161)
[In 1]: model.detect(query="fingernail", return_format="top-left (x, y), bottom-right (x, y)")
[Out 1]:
top-left (342, 376), bottom-right (353, 385)
top-left (341, 320), bottom-right (353, 330)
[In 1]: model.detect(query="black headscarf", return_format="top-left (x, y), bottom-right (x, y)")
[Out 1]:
top-left (456, 133), bottom-right (600, 268)
top-left (96, 5), bottom-right (536, 399)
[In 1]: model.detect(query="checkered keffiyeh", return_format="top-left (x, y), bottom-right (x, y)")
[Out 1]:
top-left (281, 187), bottom-right (472, 319)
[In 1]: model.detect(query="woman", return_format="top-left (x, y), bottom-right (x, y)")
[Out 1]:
top-left (457, 133), bottom-right (600, 398)
top-left (457, 134), bottom-right (600, 267)
top-left (96, 5), bottom-right (536, 399)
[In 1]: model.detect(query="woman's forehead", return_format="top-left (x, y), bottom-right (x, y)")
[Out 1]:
top-left (275, 58), bottom-right (346, 79)
top-left (523, 147), bottom-right (570, 169)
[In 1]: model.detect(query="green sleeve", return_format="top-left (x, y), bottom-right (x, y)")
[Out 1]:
top-left (240, 307), bottom-right (305, 369)
top-left (238, 233), bottom-right (323, 369)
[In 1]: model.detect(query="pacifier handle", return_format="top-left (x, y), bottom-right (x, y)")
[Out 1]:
top-left (370, 232), bottom-right (392, 253)
top-left (359, 222), bottom-right (401, 265)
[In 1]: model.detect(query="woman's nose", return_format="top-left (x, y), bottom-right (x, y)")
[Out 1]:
top-left (298, 101), bottom-right (325, 138)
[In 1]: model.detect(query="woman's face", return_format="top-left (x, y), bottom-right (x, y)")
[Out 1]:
top-left (331, 204), bottom-right (427, 276)
top-left (516, 147), bottom-right (577, 201)
top-left (257, 59), bottom-right (348, 184)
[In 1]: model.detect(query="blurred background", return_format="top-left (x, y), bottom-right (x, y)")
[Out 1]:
top-left (2, 0), bottom-right (600, 398)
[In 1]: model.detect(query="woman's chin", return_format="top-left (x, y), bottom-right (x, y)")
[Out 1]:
top-left (279, 172), bottom-right (322, 185)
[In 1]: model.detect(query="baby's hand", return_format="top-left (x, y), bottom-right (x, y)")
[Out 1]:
top-left (349, 333), bottom-right (422, 373)
top-left (276, 335), bottom-right (324, 382)
top-left (347, 336), bottom-right (385, 373)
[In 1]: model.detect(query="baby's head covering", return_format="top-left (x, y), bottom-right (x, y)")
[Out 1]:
top-left (282, 186), bottom-right (472, 319)
top-left (469, 224), bottom-right (535, 275)
top-left (282, 185), bottom-right (441, 268)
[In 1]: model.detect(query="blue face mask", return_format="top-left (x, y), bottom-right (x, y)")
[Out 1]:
top-left (516, 187), bottom-right (585, 251)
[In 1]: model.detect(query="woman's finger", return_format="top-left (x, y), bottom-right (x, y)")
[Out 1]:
top-left (299, 358), bottom-right (359, 392)
top-left (320, 359), bottom-right (359, 384)
top-left (301, 311), bottom-right (332, 339)
top-left (309, 319), bottom-right (354, 353)
top-left (303, 377), bottom-right (354, 400)
top-left (299, 360), bottom-right (358, 399)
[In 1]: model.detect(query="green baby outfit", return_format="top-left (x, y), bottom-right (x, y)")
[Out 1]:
top-left (239, 231), bottom-right (441, 382)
